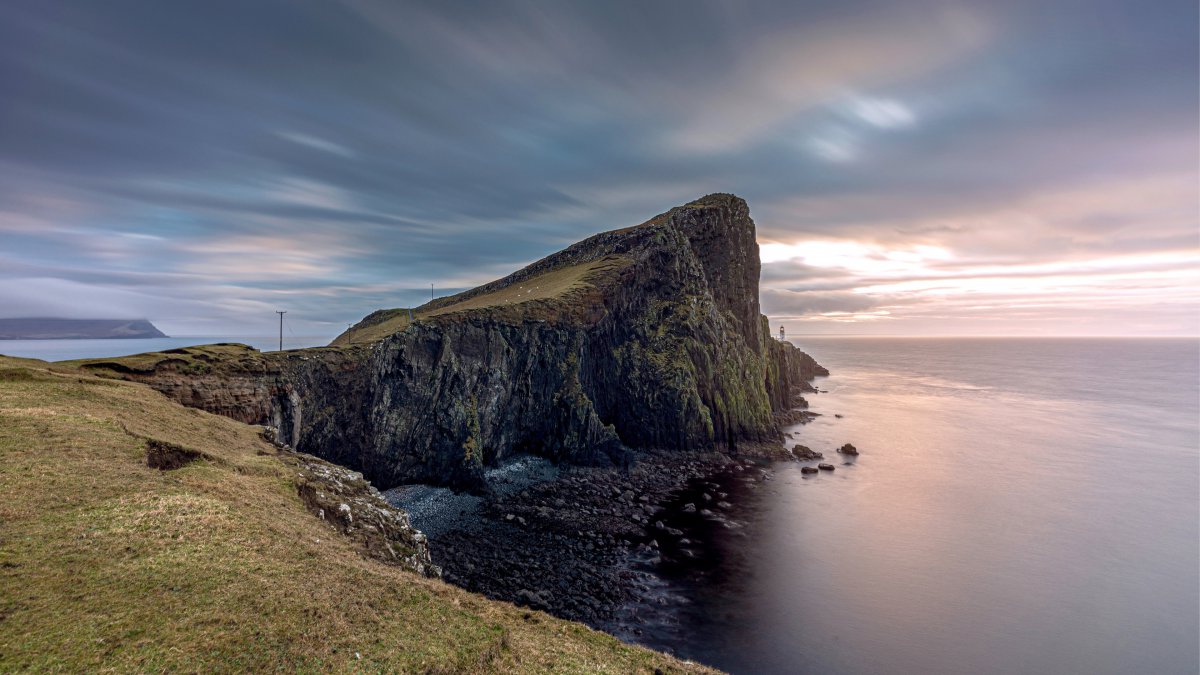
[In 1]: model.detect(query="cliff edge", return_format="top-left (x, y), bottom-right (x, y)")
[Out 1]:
top-left (74, 194), bottom-right (826, 490)
top-left (0, 355), bottom-right (712, 672)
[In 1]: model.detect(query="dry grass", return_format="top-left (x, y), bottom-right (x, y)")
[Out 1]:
top-left (0, 357), bottom-right (716, 673)
top-left (58, 342), bottom-right (269, 375)
top-left (425, 257), bottom-right (623, 317)
top-left (332, 256), bottom-right (628, 346)
top-left (331, 309), bottom-right (416, 346)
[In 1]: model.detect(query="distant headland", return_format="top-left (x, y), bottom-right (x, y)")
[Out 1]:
top-left (0, 318), bottom-right (167, 340)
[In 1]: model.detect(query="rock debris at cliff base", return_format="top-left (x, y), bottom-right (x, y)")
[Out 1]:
top-left (389, 450), bottom-right (776, 631)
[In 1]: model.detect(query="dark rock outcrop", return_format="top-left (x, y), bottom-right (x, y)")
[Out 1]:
top-left (792, 445), bottom-right (824, 461)
top-left (144, 438), bottom-right (205, 470)
top-left (81, 195), bottom-right (825, 491)
top-left (283, 448), bottom-right (440, 577)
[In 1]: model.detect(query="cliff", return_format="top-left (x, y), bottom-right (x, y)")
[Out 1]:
top-left (0, 317), bottom-right (167, 339)
top-left (74, 194), bottom-right (826, 490)
top-left (0, 355), bottom-right (712, 673)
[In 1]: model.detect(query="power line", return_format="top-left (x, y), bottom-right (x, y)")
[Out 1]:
top-left (274, 309), bottom-right (285, 348)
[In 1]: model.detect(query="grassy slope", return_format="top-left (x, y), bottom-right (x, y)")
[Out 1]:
top-left (331, 256), bottom-right (628, 346)
top-left (0, 357), bottom-right (712, 673)
top-left (58, 343), bottom-right (274, 375)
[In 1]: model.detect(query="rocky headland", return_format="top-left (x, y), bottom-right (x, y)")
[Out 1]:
top-left (69, 193), bottom-right (829, 651)
top-left (0, 317), bottom-right (167, 339)
top-left (74, 194), bottom-right (826, 491)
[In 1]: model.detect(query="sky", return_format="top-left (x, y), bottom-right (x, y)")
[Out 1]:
top-left (1, 0), bottom-right (1197, 338)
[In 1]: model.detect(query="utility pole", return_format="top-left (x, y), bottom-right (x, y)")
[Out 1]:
top-left (276, 311), bottom-right (287, 351)
top-left (431, 282), bottom-right (434, 301)
top-left (347, 323), bottom-right (353, 345)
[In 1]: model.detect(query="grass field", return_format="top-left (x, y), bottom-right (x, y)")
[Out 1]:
top-left (0, 356), bottom-right (712, 673)
top-left (58, 343), bottom-right (271, 375)
top-left (331, 256), bottom-right (628, 346)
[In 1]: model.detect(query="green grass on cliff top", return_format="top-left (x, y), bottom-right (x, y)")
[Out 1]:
top-left (332, 255), bottom-right (628, 346)
top-left (58, 342), bottom-right (272, 375)
top-left (0, 356), bottom-right (713, 674)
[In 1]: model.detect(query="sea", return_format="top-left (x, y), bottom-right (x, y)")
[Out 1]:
top-left (643, 337), bottom-right (1200, 675)
top-left (5, 335), bottom-right (1197, 674)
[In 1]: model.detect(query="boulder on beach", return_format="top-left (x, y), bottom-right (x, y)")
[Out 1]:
top-left (792, 444), bottom-right (824, 460)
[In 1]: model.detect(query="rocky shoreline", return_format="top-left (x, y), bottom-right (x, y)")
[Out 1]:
top-left (385, 444), bottom-right (836, 650)
top-left (64, 193), bottom-right (836, 661)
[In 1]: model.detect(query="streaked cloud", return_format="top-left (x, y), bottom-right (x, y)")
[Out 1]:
top-left (0, 0), bottom-right (1194, 336)
top-left (275, 131), bottom-right (355, 158)
top-left (844, 96), bottom-right (917, 129)
top-left (806, 129), bottom-right (861, 164)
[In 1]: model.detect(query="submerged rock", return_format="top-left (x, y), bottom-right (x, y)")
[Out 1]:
top-left (791, 444), bottom-right (824, 461)
top-left (818, 463), bottom-right (835, 471)
top-left (837, 443), bottom-right (859, 455)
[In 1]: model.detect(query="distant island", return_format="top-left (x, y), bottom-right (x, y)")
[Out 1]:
top-left (0, 318), bottom-right (167, 340)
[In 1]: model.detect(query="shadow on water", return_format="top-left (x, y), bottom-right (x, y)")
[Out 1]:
top-left (606, 459), bottom-right (824, 662)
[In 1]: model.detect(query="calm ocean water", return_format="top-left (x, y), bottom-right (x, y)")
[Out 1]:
top-left (666, 337), bottom-right (1199, 674)
top-left (0, 336), bottom-right (334, 362)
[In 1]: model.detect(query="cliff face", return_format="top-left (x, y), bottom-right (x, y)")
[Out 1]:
top-left (80, 195), bottom-right (826, 490)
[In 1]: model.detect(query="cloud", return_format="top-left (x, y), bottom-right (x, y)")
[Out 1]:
top-left (660, 4), bottom-right (994, 153)
top-left (0, 0), bottom-right (1195, 336)
top-left (807, 130), bottom-right (860, 163)
top-left (276, 131), bottom-right (355, 158)
top-left (262, 177), bottom-right (356, 211)
top-left (762, 288), bottom-right (900, 317)
top-left (844, 95), bottom-right (917, 129)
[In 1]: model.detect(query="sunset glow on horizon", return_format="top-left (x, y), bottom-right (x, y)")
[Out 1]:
top-left (761, 237), bottom-right (1200, 334)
